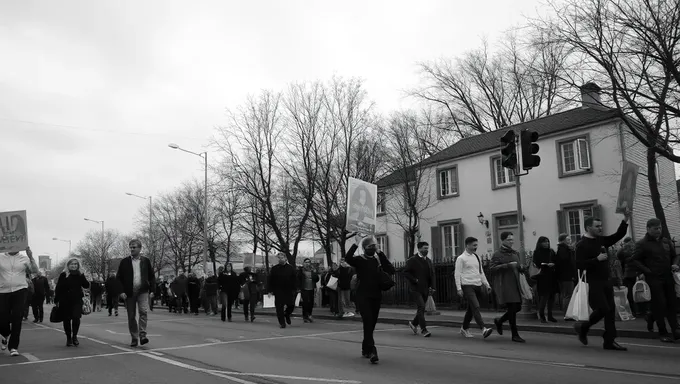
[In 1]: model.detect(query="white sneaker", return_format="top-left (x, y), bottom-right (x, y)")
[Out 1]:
top-left (482, 327), bottom-right (494, 339)
top-left (10, 349), bottom-right (19, 357)
top-left (460, 328), bottom-right (473, 338)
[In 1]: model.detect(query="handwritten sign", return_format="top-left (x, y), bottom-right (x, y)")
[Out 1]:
top-left (346, 177), bottom-right (377, 235)
top-left (616, 161), bottom-right (639, 214)
top-left (0, 210), bottom-right (28, 253)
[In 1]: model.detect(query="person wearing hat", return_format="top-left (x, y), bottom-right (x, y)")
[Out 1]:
top-left (344, 234), bottom-right (395, 364)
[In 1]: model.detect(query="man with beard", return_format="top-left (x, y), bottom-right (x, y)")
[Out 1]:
top-left (404, 242), bottom-right (434, 338)
top-left (268, 253), bottom-right (298, 328)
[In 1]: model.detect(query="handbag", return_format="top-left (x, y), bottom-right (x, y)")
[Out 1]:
top-left (375, 255), bottom-right (395, 291)
top-left (49, 305), bottom-right (62, 323)
top-left (518, 274), bottom-right (533, 301)
top-left (633, 280), bottom-right (651, 303)
top-left (82, 298), bottom-right (92, 315)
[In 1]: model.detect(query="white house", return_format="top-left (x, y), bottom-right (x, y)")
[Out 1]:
top-left (363, 86), bottom-right (680, 263)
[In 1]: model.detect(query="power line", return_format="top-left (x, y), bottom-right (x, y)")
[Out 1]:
top-left (0, 117), bottom-right (207, 140)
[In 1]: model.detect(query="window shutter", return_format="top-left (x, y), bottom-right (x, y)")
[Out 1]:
top-left (577, 139), bottom-right (591, 169)
top-left (556, 210), bottom-right (566, 235)
top-left (437, 171), bottom-right (443, 198)
top-left (454, 223), bottom-right (464, 258)
top-left (431, 226), bottom-right (442, 262)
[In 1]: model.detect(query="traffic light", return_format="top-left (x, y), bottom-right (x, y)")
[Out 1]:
top-left (520, 129), bottom-right (541, 170)
top-left (500, 130), bottom-right (517, 170)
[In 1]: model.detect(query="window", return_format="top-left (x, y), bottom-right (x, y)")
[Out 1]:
top-left (377, 191), bottom-right (386, 215)
top-left (438, 167), bottom-right (459, 198)
top-left (557, 136), bottom-right (592, 177)
top-left (492, 157), bottom-right (515, 188)
top-left (376, 235), bottom-right (387, 253)
top-left (441, 223), bottom-right (462, 260)
top-left (557, 201), bottom-right (599, 244)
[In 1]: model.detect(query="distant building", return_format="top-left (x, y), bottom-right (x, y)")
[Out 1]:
top-left (38, 255), bottom-right (51, 270)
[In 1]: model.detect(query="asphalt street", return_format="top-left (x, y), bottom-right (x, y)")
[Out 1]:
top-left (1, 305), bottom-right (679, 384)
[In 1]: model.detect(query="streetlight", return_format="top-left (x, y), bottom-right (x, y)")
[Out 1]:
top-left (126, 192), bottom-right (153, 264)
top-left (168, 142), bottom-right (210, 275)
top-left (84, 218), bottom-right (105, 276)
top-left (52, 237), bottom-right (71, 267)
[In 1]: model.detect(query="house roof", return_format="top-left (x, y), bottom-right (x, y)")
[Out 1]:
top-left (377, 107), bottom-right (621, 188)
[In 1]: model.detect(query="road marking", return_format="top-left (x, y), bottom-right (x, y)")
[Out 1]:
top-left (205, 338), bottom-right (221, 343)
top-left (205, 369), bottom-right (362, 383)
top-left (105, 330), bottom-right (161, 337)
top-left (22, 353), bottom-right (39, 362)
top-left (82, 336), bottom-right (109, 345)
top-left (620, 342), bottom-right (680, 350)
top-left (139, 352), bottom-right (257, 384)
top-left (146, 351), bottom-right (164, 356)
top-left (110, 345), bottom-right (133, 352)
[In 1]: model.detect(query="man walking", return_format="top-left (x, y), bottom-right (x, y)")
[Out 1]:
top-left (455, 237), bottom-right (494, 338)
top-left (116, 239), bottom-right (155, 347)
top-left (268, 253), bottom-right (298, 328)
top-left (404, 242), bottom-right (434, 338)
top-left (574, 214), bottom-right (629, 351)
top-left (297, 259), bottom-right (319, 323)
top-left (31, 271), bottom-right (49, 323)
top-left (105, 272), bottom-right (121, 316)
top-left (631, 218), bottom-right (680, 342)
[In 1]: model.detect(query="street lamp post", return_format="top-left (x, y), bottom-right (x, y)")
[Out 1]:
top-left (84, 218), bottom-right (105, 276)
top-left (126, 192), bottom-right (154, 268)
top-left (168, 143), bottom-right (211, 275)
top-left (51, 237), bottom-right (71, 267)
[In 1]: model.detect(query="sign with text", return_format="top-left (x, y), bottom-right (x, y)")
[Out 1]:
top-left (345, 177), bottom-right (378, 235)
top-left (0, 210), bottom-right (28, 253)
top-left (616, 161), bottom-right (639, 214)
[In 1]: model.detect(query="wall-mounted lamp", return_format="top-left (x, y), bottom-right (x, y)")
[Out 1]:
top-left (477, 212), bottom-right (489, 229)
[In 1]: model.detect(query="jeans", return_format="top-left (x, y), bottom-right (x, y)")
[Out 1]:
top-left (0, 289), bottom-right (28, 350)
top-left (301, 290), bottom-right (315, 318)
top-left (220, 292), bottom-right (236, 320)
top-left (462, 285), bottom-right (486, 329)
top-left (32, 294), bottom-right (45, 321)
top-left (339, 290), bottom-right (352, 313)
top-left (411, 291), bottom-right (428, 331)
top-left (357, 296), bottom-right (381, 354)
top-left (648, 278), bottom-right (678, 336)
top-left (498, 302), bottom-right (521, 337)
top-left (583, 280), bottom-right (617, 344)
top-left (125, 292), bottom-right (149, 341)
top-left (559, 281), bottom-right (575, 312)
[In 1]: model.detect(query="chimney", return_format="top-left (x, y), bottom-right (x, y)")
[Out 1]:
top-left (580, 82), bottom-right (606, 110)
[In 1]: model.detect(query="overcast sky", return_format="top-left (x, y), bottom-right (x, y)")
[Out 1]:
top-left (1, 0), bottom-right (542, 262)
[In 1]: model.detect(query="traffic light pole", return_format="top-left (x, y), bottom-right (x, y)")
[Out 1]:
top-left (514, 173), bottom-right (534, 318)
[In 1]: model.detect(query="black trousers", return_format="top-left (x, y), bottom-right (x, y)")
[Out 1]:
top-left (31, 294), bottom-right (45, 321)
top-left (220, 292), bottom-right (237, 321)
top-left (411, 291), bottom-right (428, 331)
top-left (0, 289), bottom-right (27, 350)
top-left (357, 296), bottom-right (382, 354)
top-left (328, 289), bottom-right (339, 314)
top-left (499, 302), bottom-right (521, 336)
top-left (584, 280), bottom-right (617, 344)
top-left (301, 290), bottom-right (315, 318)
top-left (106, 292), bottom-right (119, 314)
top-left (648, 278), bottom-right (678, 336)
top-left (274, 293), bottom-right (295, 325)
top-left (242, 295), bottom-right (257, 318)
top-left (189, 294), bottom-right (200, 314)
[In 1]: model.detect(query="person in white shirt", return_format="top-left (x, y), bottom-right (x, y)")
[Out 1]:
top-left (0, 247), bottom-right (39, 356)
top-left (455, 237), bottom-right (494, 339)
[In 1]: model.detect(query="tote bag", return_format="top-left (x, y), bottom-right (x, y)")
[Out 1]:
top-left (565, 271), bottom-right (591, 321)
top-left (519, 274), bottom-right (533, 301)
top-left (633, 280), bottom-right (651, 303)
top-left (326, 276), bottom-right (339, 291)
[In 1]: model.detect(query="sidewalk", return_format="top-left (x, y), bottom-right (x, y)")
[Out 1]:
top-left (253, 306), bottom-right (664, 340)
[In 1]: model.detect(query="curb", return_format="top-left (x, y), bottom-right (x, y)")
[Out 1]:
top-left (252, 310), bottom-right (659, 340)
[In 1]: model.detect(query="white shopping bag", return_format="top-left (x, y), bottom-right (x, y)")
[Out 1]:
top-left (326, 276), bottom-right (339, 291)
top-left (673, 272), bottom-right (680, 298)
top-left (295, 292), bottom-right (301, 306)
top-left (263, 294), bottom-right (275, 309)
top-left (565, 271), bottom-right (591, 321)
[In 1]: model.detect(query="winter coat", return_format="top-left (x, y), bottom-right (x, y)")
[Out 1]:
top-left (555, 243), bottom-right (577, 282)
top-left (533, 248), bottom-right (559, 296)
top-left (218, 272), bottom-right (240, 296)
top-left (171, 275), bottom-right (188, 296)
top-left (489, 246), bottom-right (523, 305)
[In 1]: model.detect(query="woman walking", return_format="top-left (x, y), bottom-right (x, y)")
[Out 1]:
top-left (533, 237), bottom-right (559, 323)
top-left (344, 234), bottom-right (395, 364)
top-left (54, 258), bottom-right (90, 347)
top-left (490, 232), bottom-right (526, 343)
top-left (218, 264), bottom-right (240, 322)
top-left (0, 247), bottom-right (39, 356)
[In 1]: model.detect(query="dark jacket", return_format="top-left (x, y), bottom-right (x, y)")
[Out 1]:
top-left (268, 263), bottom-right (297, 296)
top-left (337, 266), bottom-right (354, 290)
top-left (32, 275), bottom-right (50, 297)
top-left (555, 243), bottom-right (577, 282)
top-left (55, 272), bottom-right (90, 306)
top-left (631, 234), bottom-right (679, 281)
top-left (218, 272), bottom-right (240, 296)
top-left (204, 275), bottom-right (219, 296)
top-left (187, 276), bottom-right (201, 298)
top-left (116, 256), bottom-right (156, 297)
top-left (171, 275), bottom-right (188, 296)
top-left (90, 281), bottom-right (103, 296)
top-left (575, 221), bottom-right (628, 281)
top-left (344, 244), bottom-right (395, 299)
top-left (617, 244), bottom-right (639, 279)
top-left (105, 276), bottom-right (122, 296)
top-left (297, 268), bottom-right (320, 291)
top-left (489, 246), bottom-right (523, 305)
top-left (533, 248), bottom-right (558, 296)
top-left (403, 254), bottom-right (435, 294)
top-left (239, 271), bottom-right (260, 295)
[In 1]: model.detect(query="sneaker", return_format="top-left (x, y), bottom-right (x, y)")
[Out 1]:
top-left (140, 337), bottom-right (149, 346)
top-left (408, 321), bottom-right (418, 335)
top-left (422, 330), bottom-right (432, 338)
top-left (10, 349), bottom-right (19, 357)
top-left (482, 327), bottom-right (494, 339)
top-left (130, 339), bottom-right (139, 347)
top-left (1, 337), bottom-right (7, 350)
top-left (460, 328), bottom-right (473, 338)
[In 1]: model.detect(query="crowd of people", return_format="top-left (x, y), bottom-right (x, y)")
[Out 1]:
top-left (1, 212), bottom-right (679, 364)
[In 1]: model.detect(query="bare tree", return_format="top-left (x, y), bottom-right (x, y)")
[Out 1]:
top-left (75, 229), bottom-right (120, 279)
top-left (154, 187), bottom-right (202, 273)
top-left (541, 0), bottom-right (680, 237)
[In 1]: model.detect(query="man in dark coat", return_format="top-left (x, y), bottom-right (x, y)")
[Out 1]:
top-left (171, 271), bottom-right (189, 314)
top-left (31, 271), bottom-right (50, 323)
top-left (105, 272), bottom-right (122, 316)
top-left (116, 239), bottom-right (155, 347)
top-left (403, 242), bottom-right (435, 338)
top-left (268, 253), bottom-right (298, 328)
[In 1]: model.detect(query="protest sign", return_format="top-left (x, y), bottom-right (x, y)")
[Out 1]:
top-left (346, 177), bottom-right (377, 235)
top-left (616, 161), bottom-right (639, 214)
top-left (0, 210), bottom-right (28, 253)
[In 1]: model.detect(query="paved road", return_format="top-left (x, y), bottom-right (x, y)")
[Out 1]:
top-left (1, 306), bottom-right (679, 384)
